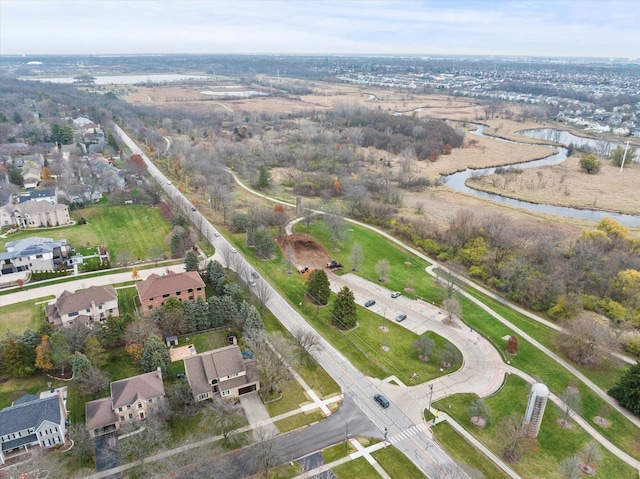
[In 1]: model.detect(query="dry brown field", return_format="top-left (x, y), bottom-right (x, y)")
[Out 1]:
top-left (124, 78), bottom-right (640, 236)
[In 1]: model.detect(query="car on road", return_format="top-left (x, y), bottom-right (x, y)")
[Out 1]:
top-left (213, 232), bottom-right (220, 237)
top-left (191, 207), bottom-right (196, 211)
top-left (231, 248), bottom-right (237, 253)
top-left (166, 181), bottom-right (172, 185)
top-left (396, 313), bottom-right (407, 322)
top-left (391, 291), bottom-right (401, 298)
top-left (374, 394), bottom-right (390, 408)
top-left (364, 299), bottom-right (376, 307)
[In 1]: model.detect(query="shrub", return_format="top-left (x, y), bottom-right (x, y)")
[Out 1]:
top-left (623, 338), bottom-right (640, 357)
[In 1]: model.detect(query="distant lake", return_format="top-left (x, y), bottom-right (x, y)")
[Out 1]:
top-left (23, 74), bottom-right (212, 85)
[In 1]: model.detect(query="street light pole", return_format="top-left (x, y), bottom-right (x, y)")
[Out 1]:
top-left (428, 384), bottom-right (433, 412)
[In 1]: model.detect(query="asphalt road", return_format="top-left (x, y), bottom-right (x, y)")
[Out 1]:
top-left (113, 125), bottom-right (464, 477)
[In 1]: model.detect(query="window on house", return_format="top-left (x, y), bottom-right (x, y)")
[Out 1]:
top-left (118, 407), bottom-right (123, 412)
top-left (162, 294), bottom-right (170, 298)
top-left (229, 373), bottom-right (238, 378)
top-left (221, 390), bottom-right (230, 397)
top-left (188, 288), bottom-right (193, 293)
top-left (176, 291), bottom-right (181, 296)
top-left (188, 296), bottom-right (194, 301)
top-left (197, 287), bottom-right (202, 291)
top-left (149, 398), bottom-right (153, 403)
top-left (127, 405), bottom-right (131, 409)
top-left (86, 308), bottom-right (91, 313)
top-left (98, 305), bottom-right (103, 310)
top-left (68, 311), bottom-right (79, 317)
top-left (120, 416), bottom-right (125, 421)
top-left (129, 414), bottom-right (133, 419)
top-left (148, 305), bottom-right (153, 310)
top-left (138, 403), bottom-right (142, 409)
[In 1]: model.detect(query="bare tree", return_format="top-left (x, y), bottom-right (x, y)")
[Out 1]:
top-left (252, 425), bottom-right (283, 479)
top-left (250, 334), bottom-right (294, 396)
top-left (202, 398), bottom-right (246, 445)
top-left (579, 441), bottom-right (603, 472)
top-left (467, 399), bottom-right (492, 425)
top-left (78, 364), bottom-right (110, 395)
top-left (118, 249), bottom-right (132, 267)
top-left (291, 326), bottom-right (323, 361)
top-left (302, 205), bottom-right (315, 232)
top-left (350, 242), bottom-right (364, 272)
top-left (118, 413), bottom-right (169, 467)
top-left (559, 455), bottom-right (581, 479)
top-left (559, 316), bottom-right (617, 368)
top-left (442, 297), bottom-right (462, 323)
top-left (284, 244), bottom-right (295, 273)
top-left (253, 277), bottom-right (273, 315)
top-left (498, 413), bottom-right (536, 463)
top-left (325, 208), bottom-right (344, 245)
top-left (219, 244), bottom-right (235, 269)
top-left (559, 387), bottom-right (582, 427)
top-left (375, 258), bottom-right (390, 282)
top-left (412, 335), bottom-right (435, 360)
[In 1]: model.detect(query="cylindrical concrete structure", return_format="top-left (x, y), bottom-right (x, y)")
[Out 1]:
top-left (524, 383), bottom-right (549, 438)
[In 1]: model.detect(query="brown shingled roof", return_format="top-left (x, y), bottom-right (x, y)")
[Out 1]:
top-left (110, 370), bottom-right (165, 409)
top-left (85, 397), bottom-right (117, 431)
top-left (53, 285), bottom-right (117, 315)
top-left (184, 345), bottom-right (246, 396)
top-left (136, 270), bottom-right (205, 301)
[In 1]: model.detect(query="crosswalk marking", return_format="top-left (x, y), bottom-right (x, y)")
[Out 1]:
top-left (387, 423), bottom-right (429, 444)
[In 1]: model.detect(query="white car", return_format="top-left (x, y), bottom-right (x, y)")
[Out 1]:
top-left (391, 291), bottom-right (401, 298)
top-left (213, 232), bottom-right (220, 237)
top-left (231, 248), bottom-right (237, 254)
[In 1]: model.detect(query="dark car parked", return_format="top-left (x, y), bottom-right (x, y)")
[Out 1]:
top-left (396, 313), bottom-right (407, 322)
top-left (364, 299), bottom-right (376, 307)
top-left (374, 394), bottom-right (390, 408)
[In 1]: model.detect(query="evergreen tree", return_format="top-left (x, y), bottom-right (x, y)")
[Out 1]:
top-left (224, 283), bottom-right (245, 310)
top-left (206, 260), bottom-right (226, 293)
top-left (255, 230), bottom-right (275, 259)
top-left (609, 362), bottom-right (640, 416)
top-left (306, 269), bottom-right (330, 305)
top-left (242, 304), bottom-right (265, 344)
top-left (140, 335), bottom-right (170, 379)
top-left (257, 165), bottom-right (270, 189)
top-left (72, 352), bottom-right (91, 382)
top-left (2, 337), bottom-right (35, 377)
top-left (186, 296), bottom-right (209, 331)
top-left (184, 250), bottom-right (199, 271)
top-left (331, 287), bottom-right (357, 329)
top-left (19, 329), bottom-right (41, 348)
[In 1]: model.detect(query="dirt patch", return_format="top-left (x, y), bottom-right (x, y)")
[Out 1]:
top-left (276, 233), bottom-right (332, 270)
top-left (470, 416), bottom-right (487, 428)
top-left (557, 418), bottom-right (573, 429)
top-left (378, 326), bottom-right (389, 333)
top-left (593, 416), bottom-right (611, 428)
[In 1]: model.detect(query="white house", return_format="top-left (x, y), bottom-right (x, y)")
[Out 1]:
top-left (45, 285), bottom-right (119, 327)
top-left (0, 393), bottom-right (67, 465)
top-left (0, 237), bottom-right (71, 277)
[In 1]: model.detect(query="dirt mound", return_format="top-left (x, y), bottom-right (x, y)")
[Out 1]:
top-left (277, 234), bottom-right (332, 270)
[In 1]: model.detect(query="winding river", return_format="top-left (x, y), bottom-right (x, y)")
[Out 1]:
top-left (443, 126), bottom-right (640, 226)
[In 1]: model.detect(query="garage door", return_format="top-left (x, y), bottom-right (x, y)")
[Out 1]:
top-left (238, 384), bottom-right (257, 395)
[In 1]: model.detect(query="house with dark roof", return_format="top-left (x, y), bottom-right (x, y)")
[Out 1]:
top-left (85, 370), bottom-right (165, 438)
top-left (0, 237), bottom-right (71, 277)
top-left (136, 270), bottom-right (206, 312)
top-left (184, 345), bottom-right (259, 402)
top-left (45, 285), bottom-right (119, 328)
top-left (0, 393), bottom-right (67, 464)
top-left (16, 189), bottom-right (58, 205)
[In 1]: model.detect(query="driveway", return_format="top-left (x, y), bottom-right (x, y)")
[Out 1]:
top-left (239, 393), bottom-right (278, 441)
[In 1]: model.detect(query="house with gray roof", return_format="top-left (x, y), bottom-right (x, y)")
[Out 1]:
top-left (184, 345), bottom-right (259, 402)
top-left (85, 370), bottom-right (165, 438)
top-left (0, 393), bottom-right (67, 464)
top-left (0, 236), bottom-right (71, 277)
top-left (45, 285), bottom-right (119, 328)
top-left (16, 189), bottom-right (58, 205)
top-left (0, 200), bottom-right (70, 229)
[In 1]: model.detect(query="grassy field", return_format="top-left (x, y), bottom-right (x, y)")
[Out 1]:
top-left (430, 422), bottom-right (509, 479)
top-left (433, 375), bottom-right (636, 479)
top-left (371, 445), bottom-right (428, 479)
top-left (0, 204), bottom-right (172, 261)
top-left (0, 296), bottom-right (52, 335)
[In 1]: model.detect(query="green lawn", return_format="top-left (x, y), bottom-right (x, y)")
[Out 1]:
top-left (457, 295), bottom-right (640, 462)
top-left (0, 204), bottom-right (172, 261)
top-left (117, 286), bottom-right (139, 317)
top-left (433, 375), bottom-right (636, 479)
top-left (371, 445), bottom-right (428, 479)
top-left (332, 456), bottom-right (379, 478)
top-left (264, 379), bottom-right (311, 417)
top-left (430, 423), bottom-right (508, 479)
top-left (274, 410), bottom-right (325, 433)
top-left (322, 440), bottom-right (357, 463)
top-left (240, 226), bottom-right (460, 385)
top-left (0, 296), bottom-right (53, 335)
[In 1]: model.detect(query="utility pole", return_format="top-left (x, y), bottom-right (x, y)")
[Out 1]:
top-left (428, 384), bottom-right (434, 412)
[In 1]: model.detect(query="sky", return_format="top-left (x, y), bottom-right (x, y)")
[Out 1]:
top-left (1, 0), bottom-right (638, 59)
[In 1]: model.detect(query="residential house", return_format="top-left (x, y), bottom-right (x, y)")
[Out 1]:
top-left (45, 285), bottom-right (119, 328)
top-left (0, 393), bottom-right (67, 465)
top-left (16, 189), bottom-right (58, 205)
top-left (60, 184), bottom-right (102, 204)
top-left (136, 270), bottom-right (206, 311)
top-left (0, 237), bottom-right (71, 276)
top-left (21, 167), bottom-right (41, 190)
top-left (0, 200), bottom-right (70, 228)
top-left (88, 156), bottom-right (125, 192)
top-left (184, 345), bottom-right (259, 402)
top-left (85, 370), bottom-right (165, 438)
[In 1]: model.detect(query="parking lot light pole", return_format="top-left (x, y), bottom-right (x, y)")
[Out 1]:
top-left (428, 384), bottom-right (434, 412)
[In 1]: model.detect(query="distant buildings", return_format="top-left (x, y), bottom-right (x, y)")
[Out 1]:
top-left (136, 270), bottom-right (206, 311)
